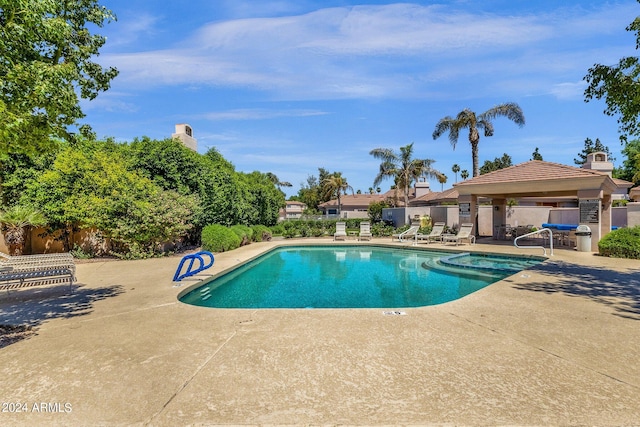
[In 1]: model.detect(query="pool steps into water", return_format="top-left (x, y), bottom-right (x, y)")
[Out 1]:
top-left (173, 251), bottom-right (215, 282)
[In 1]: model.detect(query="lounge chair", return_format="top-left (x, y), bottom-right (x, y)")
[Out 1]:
top-left (333, 222), bottom-right (347, 241)
top-left (392, 225), bottom-right (420, 242)
top-left (442, 223), bottom-right (476, 246)
top-left (416, 222), bottom-right (445, 243)
top-left (358, 221), bottom-right (372, 241)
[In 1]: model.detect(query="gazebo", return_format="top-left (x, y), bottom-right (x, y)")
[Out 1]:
top-left (453, 157), bottom-right (627, 252)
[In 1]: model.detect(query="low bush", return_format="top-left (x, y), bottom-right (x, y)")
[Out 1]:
top-left (251, 225), bottom-right (272, 242)
top-left (230, 225), bottom-right (253, 246)
top-left (598, 226), bottom-right (640, 259)
top-left (201, 224), bottom-right (241, 252)
top-left (270, 223), bottom-right (285, 236)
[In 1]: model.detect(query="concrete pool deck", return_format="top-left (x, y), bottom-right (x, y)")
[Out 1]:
top-left (1, 238), bottom-right (639, 426)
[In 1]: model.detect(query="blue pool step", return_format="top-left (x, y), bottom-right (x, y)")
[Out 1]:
top-left (173, 251), bottom-right (214, 282)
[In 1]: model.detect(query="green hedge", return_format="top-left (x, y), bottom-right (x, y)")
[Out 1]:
top-left (598, 226), bottom-right (640, 259)
top-left (251, 225), bottom-right (272, 242)
top-left (230, 224), bottom-right (253, 246)
top-left (201, 224), bottom-right (241, 252)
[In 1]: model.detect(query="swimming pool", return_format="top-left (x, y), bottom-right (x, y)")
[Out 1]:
top-left (179, 245), bottom-right (544, 309)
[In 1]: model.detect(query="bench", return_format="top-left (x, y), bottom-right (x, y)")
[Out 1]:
top-left (0, 266), bottom-right (75, 290)
top-left (0, 253), bottom-right (76, 291)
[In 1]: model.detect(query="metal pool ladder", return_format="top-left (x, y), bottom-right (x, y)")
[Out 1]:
top-left (173, 251), bottom-right (215, 282)
top-left (514, 228), bottom-right (554, 256)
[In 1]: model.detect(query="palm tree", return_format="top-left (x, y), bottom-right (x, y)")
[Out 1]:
top-left (321, 172), bottom-right (354, 215)
top-left (0, 205), bottom-right (47, 255)
top-left (370, 143), bottom-right (443, 206)
top-left (432, 103), bottom-right (525, 177)
top-left (438, 173), bottom-right (447, 191)
top-left (451, 163), bottom-right (460, 183)
top-left (460, 169), bottom-right (469, 180)
top-left (266, 172), bottom-right (292, 190)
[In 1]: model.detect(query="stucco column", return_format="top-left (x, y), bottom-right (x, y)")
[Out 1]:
top-left (599, 194), bottom-right (612, 251)
top-left (491, 198), bottom-right (507, 239)
top-left (458, 194), bottom-right (478, 235)
top-left (577, 189), bottom-right (605, 252)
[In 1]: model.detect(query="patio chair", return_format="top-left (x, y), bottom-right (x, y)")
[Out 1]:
top-left (416, 222), bottom-right (445, 244)
top-left (358, 221), bottom-right (372, 241)
top-left (442, 223), bottom-right (476, 246)
top-left (333, 222), bottom-right (347, 241)
top-left (392, 225), bottom-right (420, 242)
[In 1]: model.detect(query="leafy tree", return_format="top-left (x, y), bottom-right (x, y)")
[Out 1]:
top-left (451, 163), bottom-right (460, 182)
top-left (615, 139), bottom-right (640, 184)
top-left (22, 141), bottom-right (197, 255)
top-left (199, 147), bottom-right (246, 227)
top-left (584, 11), bottom-right (640, 143)
top-left (460, 169), bottom-right (469, 180)
top-left (126, 137), bottom-right (203, 195)
top-left (574, 138), bottom-right (616, 165)
top-left (0, 0), bottom-right (118, 157)
top-left (296, 173), bottom-right (321, 211)
top-left (237, 171), bottom-right (285, 226)
top-left (321, 172), bottom-right (354, 214)
top-left (480, 153), bottom-right (513, 175)
top-left (432, 103), bottom-right (525, 177)
top-left (367, 200), bottom-right (388, 223)
top-left (0, 151), bottom-right (55, 205)
top-left (370, 143), bottom-right (442, 206)
top-left (531, 147), bottom-right (543, 160)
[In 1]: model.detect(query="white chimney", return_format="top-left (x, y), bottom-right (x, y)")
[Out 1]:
top-left (582, 151), bottom-right (613, 176)
top-left (172, 124), bottom-right (197, 151)
top-left (415, 178), bottom-right (430, 198)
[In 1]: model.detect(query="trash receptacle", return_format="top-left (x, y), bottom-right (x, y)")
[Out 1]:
top-left (575, 225), bottom-right (592, 252)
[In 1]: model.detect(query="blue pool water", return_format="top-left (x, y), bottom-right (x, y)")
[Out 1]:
top-left (179, 246), bottom-right (544, 309)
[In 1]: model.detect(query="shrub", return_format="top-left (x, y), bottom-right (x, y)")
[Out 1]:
top-left (371, 222), bottom-right (395, 237)
top-left (251, 225), bottom-right (272, 242)
top-left (270, 223), bottom-right (285, 236)
top-left (201, 224), bottom-right (241, 252)
top-left (230, 224), bottom-right (253, 246)
top-left (283, 227), bottom-right (298, 238)
top-left (598, 226), bottom-right (640, 259)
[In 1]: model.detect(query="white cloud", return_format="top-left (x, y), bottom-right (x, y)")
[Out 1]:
top-left (105, 13), bottom-right (161, 48)
top-left (101, 2), bottom-right (636, 101)
top-left (549, 81), bottom-right (587, 100)
top-left (200, 108), bottom-right (329, 120)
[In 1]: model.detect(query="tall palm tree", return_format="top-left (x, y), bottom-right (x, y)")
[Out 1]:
top-left (370, 143), bottom-right (443, 206)
top-left (438, 173), bottom-right (447, 191)
top-left (432, 102), bottom-right (525, 177)
top-left (451, 163), bottom-right (460, 183)
top-left (321, 172), bottom-right (354, 215)
top-left (265, 172), bottom-right (292, 190)
top-left (460, 169), bottom-right (469, 180)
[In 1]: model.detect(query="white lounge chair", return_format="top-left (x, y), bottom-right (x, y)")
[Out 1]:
top-left (392, 225), bottom-right (420, 242)
top-left (416, 222), bottom-right (445, 243)
top-left (358, 221), bottom-right (372, 241)
top-left (442, 223), bottom-right (476, 246)
top-left (333, 222), bottom-right (347, 241)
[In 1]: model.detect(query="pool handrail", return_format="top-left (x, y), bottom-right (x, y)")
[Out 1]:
top-left (173, 251), bottom-right (215, 282)
top-left (514, 228), bottom-right (554, 256)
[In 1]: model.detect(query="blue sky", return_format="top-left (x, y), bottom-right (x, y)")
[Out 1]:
top-left (85, 0), bottom-right (639, 198)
